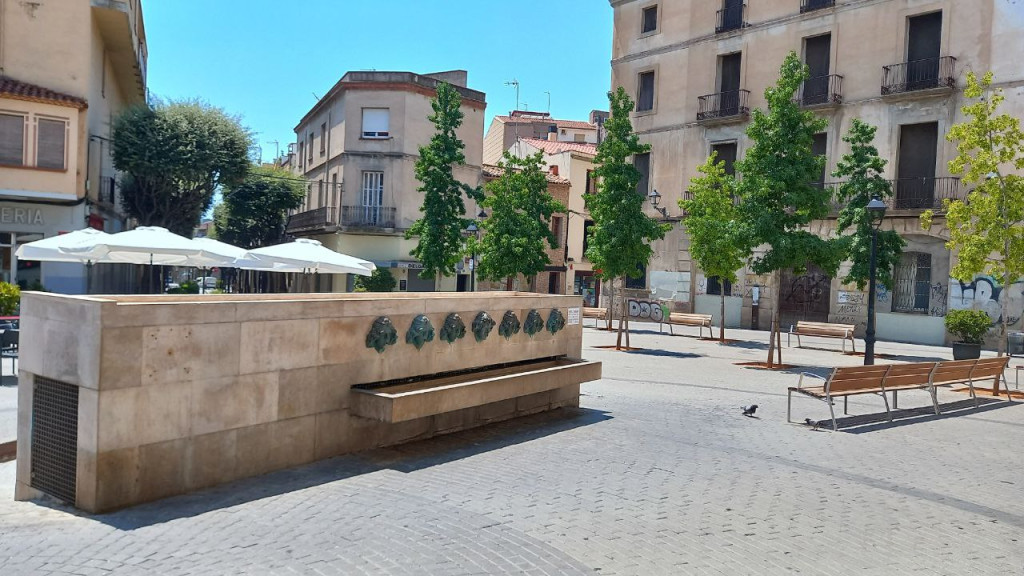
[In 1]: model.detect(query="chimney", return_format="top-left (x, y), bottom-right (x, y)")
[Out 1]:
top-left (549, 165), bottom-right (559, 177)
top-left (547, 124), bottom-right (558, 142)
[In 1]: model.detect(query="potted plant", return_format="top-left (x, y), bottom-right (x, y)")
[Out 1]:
top-left (944, 309), bottom-right (992, 360)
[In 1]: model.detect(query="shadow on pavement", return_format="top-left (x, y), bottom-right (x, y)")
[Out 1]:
top-left (0, 375), bottom-right (17, 387)
top-left (61, 407), bottom-right (611, 530)
top-left (624, 349), bottom-right (701, 360)
top-left (833, 398), bottom-right (1016, 433)
top-left (720, 340), bottom-right (769, 351)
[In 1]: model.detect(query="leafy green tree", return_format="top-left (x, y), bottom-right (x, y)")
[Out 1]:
top-left (833, 119), bottom-right (905, 292)
top-left (585, 86), bottom-right (670, 349)
top-left (475, 151), bottom-right (565, 290)
top-left (735, 52), bottom-right (844, 367)
top-left (355, 268), bottom-right (397, 292)
top-left (407, 82), bottom-right (482, 281)
top-left (681, 154), bottom-right (747, 342)
top-left (922, 72), bottom-right (1024, 356)
top-left (113, 100), bottom-right (252, 236)
top-left (215, 165), bottom-right (305, 249)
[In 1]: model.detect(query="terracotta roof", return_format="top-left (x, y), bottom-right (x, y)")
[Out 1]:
top-left (495, 115), bottom-right (596, 131)
top-left (482, 164), bottom-right (571, 185)
top-left (519, 137), bottom-right (598, 157)
top-left (0, 76), bottom-right (87, 110)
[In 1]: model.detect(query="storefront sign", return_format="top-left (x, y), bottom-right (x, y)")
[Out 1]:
top-left (0, 207), bottom-right (43, 226)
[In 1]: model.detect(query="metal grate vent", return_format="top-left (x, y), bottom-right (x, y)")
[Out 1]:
top-left (30, 377), bottom-right (78, 504)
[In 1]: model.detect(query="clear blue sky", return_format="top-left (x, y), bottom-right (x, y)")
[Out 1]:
top-left (145, 0), bottom-right (614, 163)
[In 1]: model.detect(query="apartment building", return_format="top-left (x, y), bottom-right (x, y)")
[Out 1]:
top-left (0, 0), bottom-right (146, 293)
top-left (288, 70), bottom-right (485, 292)
top-left (483, 110), bottom-right (604, 165)
top-left (610, 0), bottom-right (1024, 345)
top-left (479, 163), bottom-right (570, 294)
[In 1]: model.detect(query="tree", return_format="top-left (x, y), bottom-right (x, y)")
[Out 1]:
top-left (215, 166), bottom-right (305, 249)
top-left (355, 268), bottom-right (397, 293)
top-left (407, 82), bottom-right (482, 282)
top-left (585, 86), bottom-right (670, 349)
top-left (681, 154), bottom-right (747, 342)
top-left (475, 151), bottom-right (565, 290)
top-left (112, 100), bottom-right (252, 236)
top-left (833, 118), bottom-right (906, 302)
top-left (735, 52), bottom-right (844, 367)
top-left (922, 72), bottom-right (1024, 357)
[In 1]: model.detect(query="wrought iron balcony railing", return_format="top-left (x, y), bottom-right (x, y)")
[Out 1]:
top-left (97, 175), bottom-right (117, 206)
top-left (881, 56), bottom-right (956, 95)
top-left (800, 74), bottom-right (843, 107)
top-left (826, 177), bottom-right (964, 213)
top-left (800, 0), bottom-right (835, 13)
top-left (697, 89), bottom-right (750, 122)
top-left (286, 206), bottom-right (336, 233)
top-left (341, 205), bottom-right (397, 228)
top-left (716, 4), bottom-right (744, 33)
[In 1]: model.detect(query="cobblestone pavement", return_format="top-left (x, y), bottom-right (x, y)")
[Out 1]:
top-left (1, 326), bottom-right (1023, 575)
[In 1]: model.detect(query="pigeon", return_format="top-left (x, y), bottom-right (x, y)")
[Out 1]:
top-left (741, 404), bottom-right (758, 417)
top-left (804, 417), bottom-right (820, 431)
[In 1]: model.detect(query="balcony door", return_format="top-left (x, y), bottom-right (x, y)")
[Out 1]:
top-left (897, 122), bottom-right (938, 209)
top-left (907, 12), bottom-right (942, 90)
top-left (718, 53), bottom-right (742, 116)
top-left (361, 171), bottom-right (384, 225)
top-left (803, 34), bottom-right (831, 105)
top-left (710, 142), bottom-right (737, 175)
top-left (812, 133), bottom-right (828, 186)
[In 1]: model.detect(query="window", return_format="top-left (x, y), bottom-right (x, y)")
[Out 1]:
top-left (362, 108), bottom-right (390, 138)
top-left (893, 252), bottom-right (931, 313)
top-left (710, 142), bottom-right (737, 176)
top-left (307, 133), bottom-right (314, 161)
top-left (318, 180), bottom-right (325, 208)
top-left (320, 122), bottom-right (326, 155)
top-left (36, 118), bottom-right (67, 170)
top-left (361, 171), bottom-right (384, 224)
top-left (0, 113), bottom-right (25, 166)
top-left (707, 276), bottom-right (732, 296)
top-left (641, 5), bottom-right (658, 34)
top-left (896, 122), bottom-right (939, 209)
top-left (637, 71), bottom-right (655, 112)
top-left (551, 216), bottom-right (563, 241)
top-left (634, 152), bottom-right (651, 196)
top-left (811, 133), bottom-right (827, 185)
top-left (298, 142), bottom-right (305, 168)
top-left (582, 219), bottom-right (595, 258)
top-left (331, 173), bottom-right (339, 209)
top-left (574, 133), bottom-right (586, 143)
top-left (625, 264), bottom-right (647, 289)
top-left (585, 169), bottom-right (596, 194)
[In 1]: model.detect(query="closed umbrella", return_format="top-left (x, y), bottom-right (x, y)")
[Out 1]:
top-left (236, 239), bottom-right (375, 276)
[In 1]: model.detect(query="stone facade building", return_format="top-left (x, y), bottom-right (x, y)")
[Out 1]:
top-left (0, 0), bottom-right (147, 293)
top-left (609, 0), bottom-right (1024, 345)
top-left (288, 70), bottom-right (485, 292)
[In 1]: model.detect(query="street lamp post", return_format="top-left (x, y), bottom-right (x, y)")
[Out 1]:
top-left (648, 189), bottom-right (668, 218)
top-left (466, 209), bottom-right (486, 292)
top-left (865, 197), bottom-right (887, 365)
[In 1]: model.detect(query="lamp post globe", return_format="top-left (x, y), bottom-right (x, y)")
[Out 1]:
top-left (864, 197), bottom-right (887, 365)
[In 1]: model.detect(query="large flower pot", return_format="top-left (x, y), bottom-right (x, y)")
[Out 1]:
top-left (952, 342), bottom-right (982, 360)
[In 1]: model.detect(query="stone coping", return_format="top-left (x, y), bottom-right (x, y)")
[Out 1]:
top-left (21, 290), bottom-right (571, 305)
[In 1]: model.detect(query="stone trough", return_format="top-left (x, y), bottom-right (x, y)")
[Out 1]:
top-left (15, 292), bottom-right (599, 513)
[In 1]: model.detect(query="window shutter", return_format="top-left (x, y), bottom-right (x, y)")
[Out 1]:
top-left (0, 114), bottom-right (25, 166)
top-left (362, 109), bottom-right (390, 138)
top-left (37, 119), bottom-right (66, 170)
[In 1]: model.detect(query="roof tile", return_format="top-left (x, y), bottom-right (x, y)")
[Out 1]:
top-left (0, 76), bottom-right (87, 110)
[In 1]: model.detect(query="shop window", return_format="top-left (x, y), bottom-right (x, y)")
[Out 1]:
top-left (893, 252), bottom-right (931, 313)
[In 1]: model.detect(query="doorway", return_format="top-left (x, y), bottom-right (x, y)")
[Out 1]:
top-left (778, 263), bottom-right (832, 331)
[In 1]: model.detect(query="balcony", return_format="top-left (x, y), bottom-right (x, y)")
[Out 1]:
top-left (881, 57), bottom-right (956, 96)
top-left (799, 74), bottom-right (843, 107)
top-left (800, 0), bottom-right (835, 13)
top-left (97, 175), bottom-right (117, 207)
top-left (286, 206), bottom-right (337, 234)
top-left (716, 4), bottom-right (745, 34)
top-left (341, 206), bottom-right (397, 229)
top-left (826, 177), bottom-right (964, 213)
top-left (697, 90), bottom-right (750, 124)
top-left (91, 0), bottom-right (147, 102)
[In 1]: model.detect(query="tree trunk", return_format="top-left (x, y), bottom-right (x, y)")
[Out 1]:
top-left (615, 281), bottom-right (626, 350)
top-left (505, 276), bottom-right (514, 291)
top-left (719, 290), bottom-right (726, 342)
top-left (766, 271), bottom-right (782, 368)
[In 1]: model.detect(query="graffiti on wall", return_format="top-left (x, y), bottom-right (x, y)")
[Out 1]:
top-left (948, 275), bottom-right (1024, 327)
top-left (875, 284), bottom-right (890, 303)
top-left (627, 299), bottom-right (668, 323)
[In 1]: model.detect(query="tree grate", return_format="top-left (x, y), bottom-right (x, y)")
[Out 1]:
top-left (30, 377), bottom-right (78, 504)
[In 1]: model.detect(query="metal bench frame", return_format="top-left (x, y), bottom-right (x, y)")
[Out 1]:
top-left (788, 321), bottom-right (857, 353)
top-left (661, 313), bottom-right (713, 339)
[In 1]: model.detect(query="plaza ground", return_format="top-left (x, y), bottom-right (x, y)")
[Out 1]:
top-left (0, 324), bottom-right (1022, 575)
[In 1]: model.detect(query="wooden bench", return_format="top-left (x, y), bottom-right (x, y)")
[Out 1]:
top-left (788, 321), bottom-right (857, 353)
top-left (662, 313), bottom-right (713, 339)
top-left (787, 357), bottom-right (1011, 431)
top-left (582, 307), bottom-right (608, 327)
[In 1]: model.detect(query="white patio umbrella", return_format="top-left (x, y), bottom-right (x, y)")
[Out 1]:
top-left (236, 238), bottom-right (375, 276)
top-left (63, 226), bottom-right (237, 267)
top-left (190, 237), bottom-right (248, 267)
top-left (14, 228), bottom-right (111, 263)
